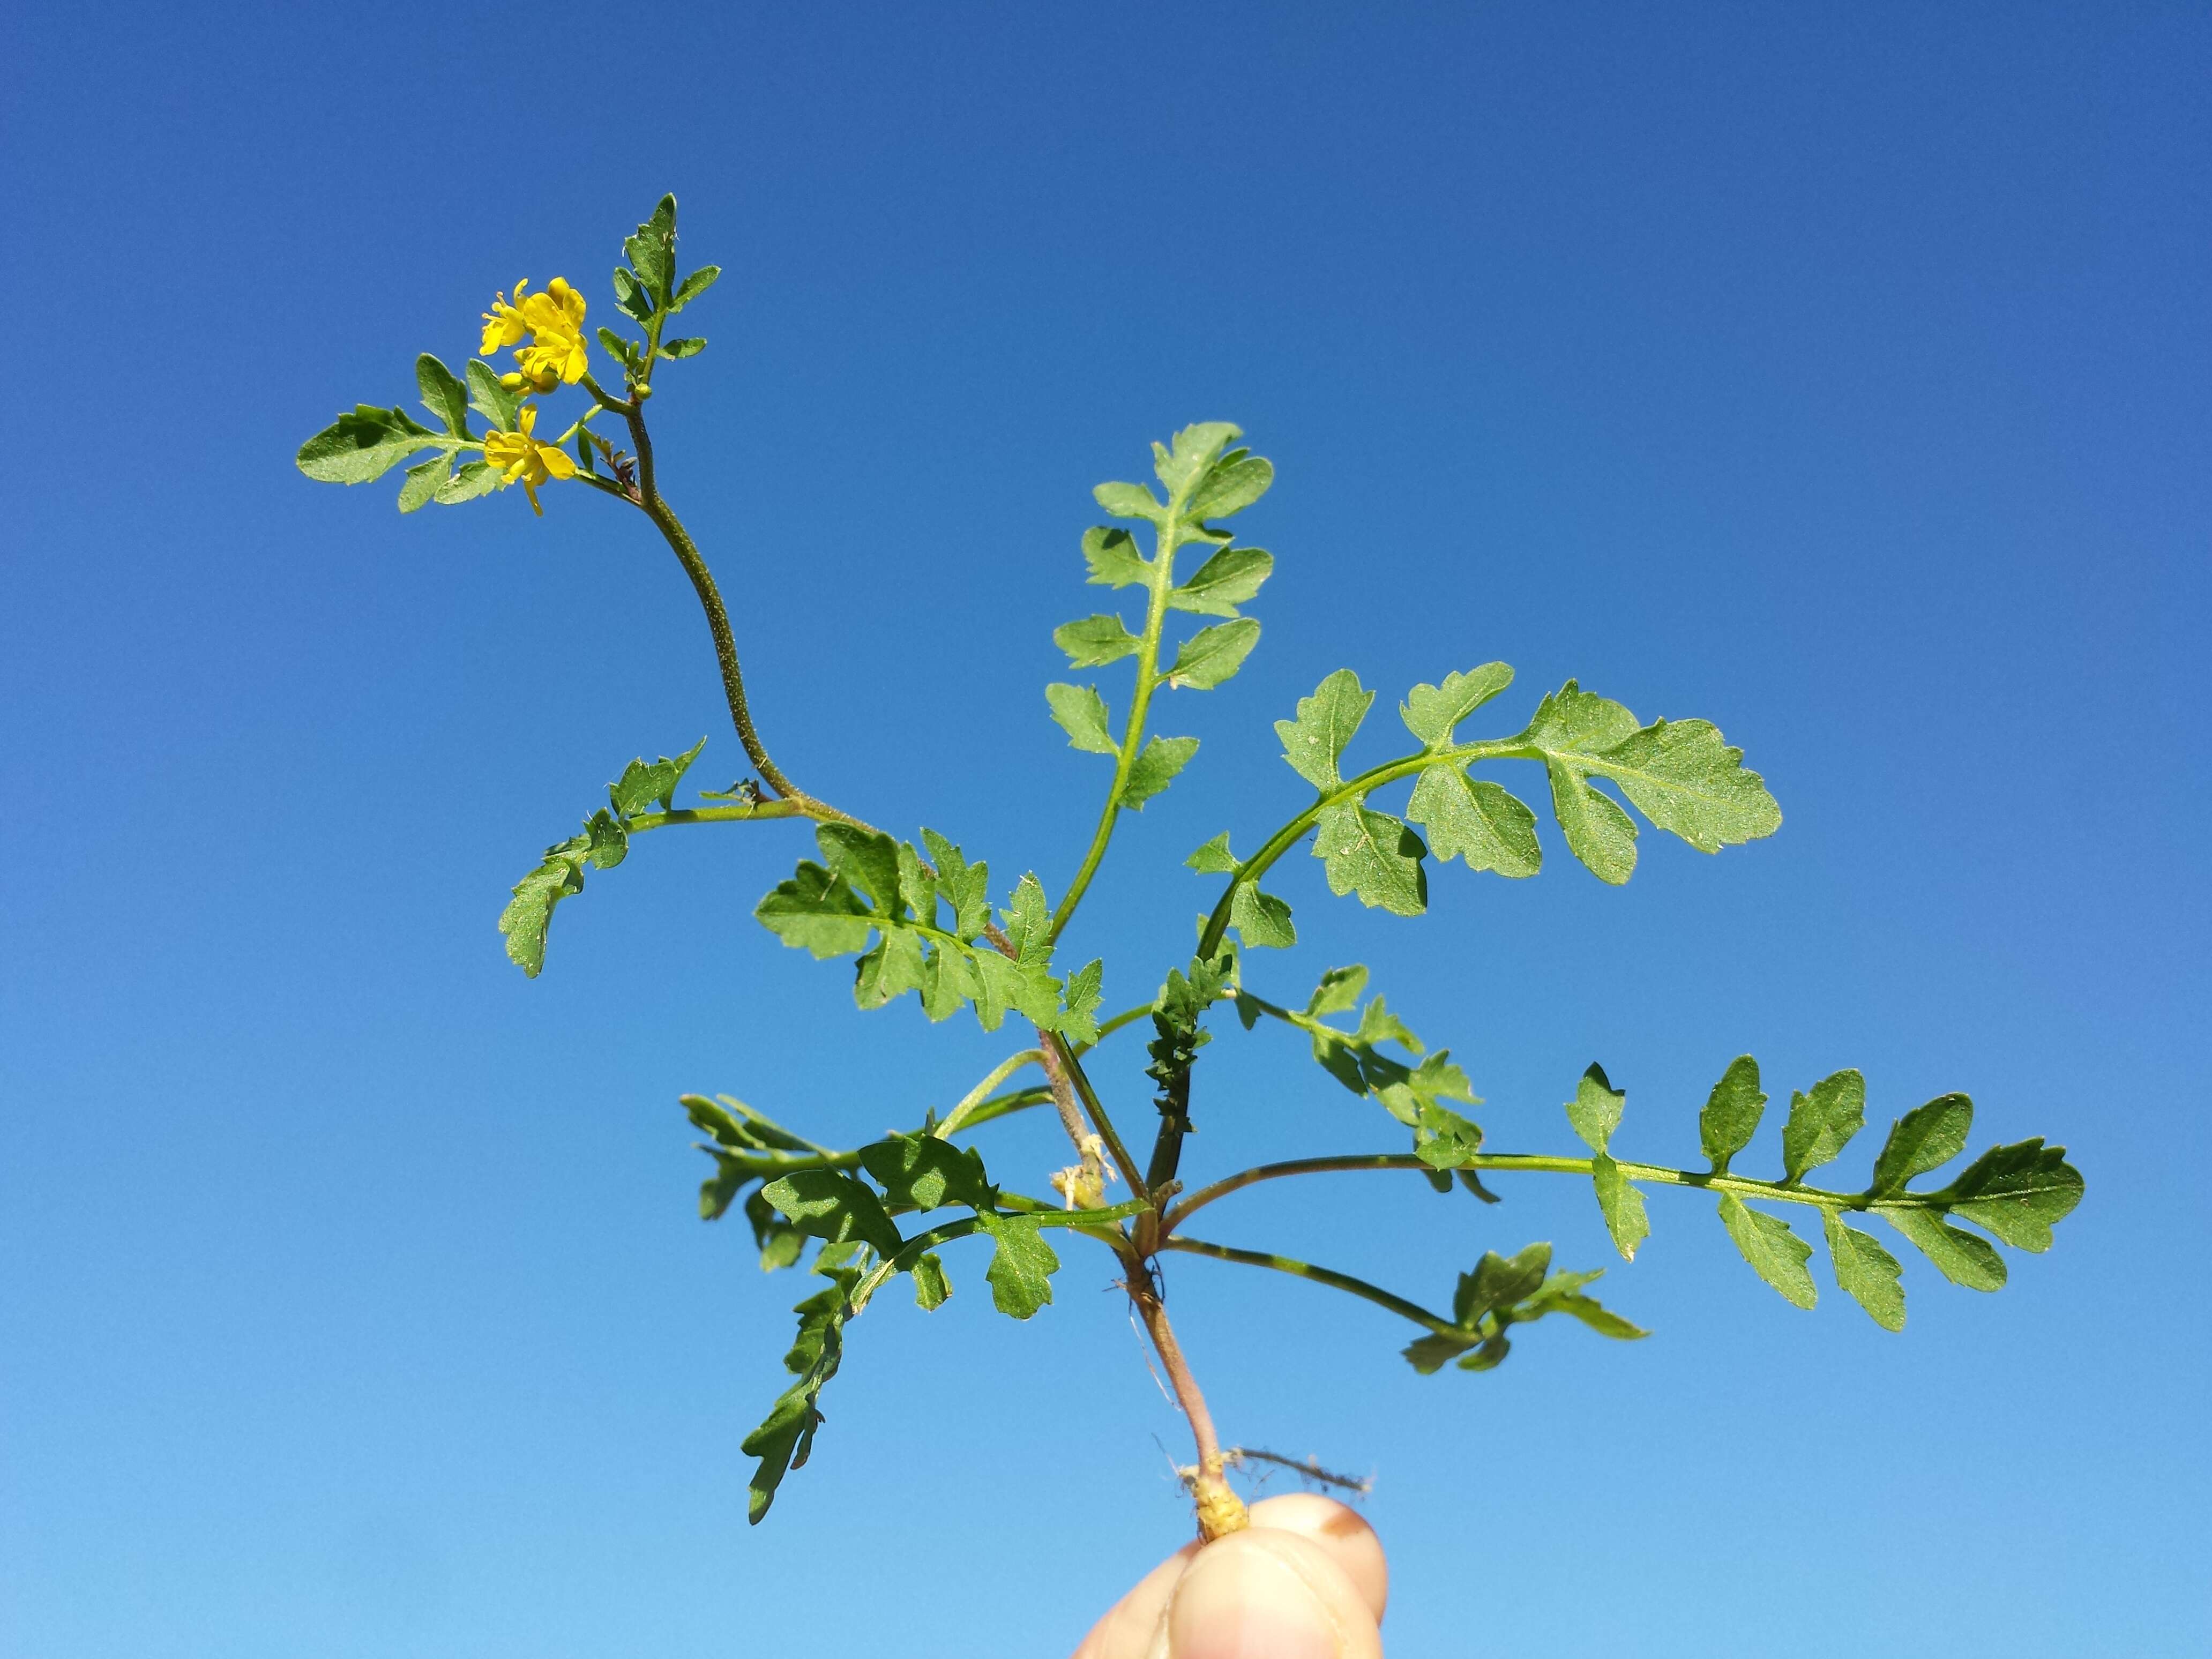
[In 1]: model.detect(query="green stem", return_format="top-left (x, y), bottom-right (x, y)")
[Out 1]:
top-left (1049, 1035), bottom-right (1146, 1202)
top-left (1049, 515), bottom-right (1185, 944)
top-left (933, 1050), bottom-right (1047, 1138)
top-left (613, 399), bottom-right (876, 834)
top-left (1162, 1236), bottom-right (1458, 1339)
top-left (1071, 999), bottom-right (1162, 1056)
top-left (1195, 736), bottom-right (1531, 959)
top-left (625, 803), bottom-right (813, 832)
top-left (848, 1200), bottom-right (1149, 1312)
top-left (1163, 1150), bottom-right (1940, 1236)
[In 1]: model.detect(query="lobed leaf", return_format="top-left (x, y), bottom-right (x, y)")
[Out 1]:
top-left (1312, 803), bottom-right (1428, 915)
top-left (1407, 767), bottom-right (1541, 878)
top-left (1400, 663), bottom-right (1514, 749)
top-left (1165, 619), bottom-right (1260, 690)
top-left (1869, 1093), bottom-right (1974, 1197)
top-left (608, 736), bottom-right (708, 817)
top-left (1565, 1063), bottom-right (1626, 1154)
top-left (1045, 683), bottom-right (1118, 754)
top-left (1054, 614), bottom-right (1143, 668)
top-left (1094, 481), bottom-right (1164, 523)
top-left (1169, 545), bottom-right (1273, 616)
top-left (1881, 1207), bottom-right (2007, 1291)
top-left (1150, 422), bottom-right (1243, 501)
top-left (1082, 526), bottom-right (1150, 588)
top-left (1699, 1055), bottom-right (1767, 1175)
top-left (1590, 1153), bottom-right (1649, 1260)
top-left (1276, 669), bottom-right (1374, 789)
top-left (1940, 1139), bottom-right (2083, 1251)
top-left (1782, 1069), bottom-right (1866, 1183)
top-left (1824, 1210), bottom-right (1906, 1331)
top-left (1717, 1193), bottom-right (1817, 1309)
top-left (415, 353), bottom-right (471, 435)
top-left (977, 1212), bottom-right (1060, 1318)
top-left (760, 1168), bottom-right (903, 1258)
top-left (1228, 884), bottom-right (1296, 948)
top-left (1186, 454), bottom-right (1274, 521)
top-left (1186, 832), bottom-right (1239, 875)
top-left (465, 358), bottom-right (521, 431)
top-left (296, 403), bottom-right (443, 484)
top-left (1120, 735), bottom-right (1199, 809)
top-left (858, 1133), bottom-right (993, 1214)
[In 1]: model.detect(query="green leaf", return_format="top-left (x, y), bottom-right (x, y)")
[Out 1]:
top-left (435, 461), bottom-right (500, 505)
top-left (999, 872), bottom-right (1050, 961)
top-left (396, 454), bottom-right (445, 513)
top-left (659, 336), bottom-right (706, 360)
top-left (917, 940), bottom-right (980, 1022)
top-left (742, 1263), bottom-right (855, 1522)
top-left (595, 326), bottom-right (640, 369)
top-left (465, 358), bottom-right (521, 431)
top-left (1165, 618), bottom-right (1260, 689)
top-left (1519, 681), bottom-right (1780, 870)
top-left (670, 264), bottom-right (721, 310)
top-left (921, 829), bottom-right (990, 941)
top-left (755, 861), bottom-right (873, 958)
top-left (1276, 669), bottom-right (1374, 789)
top-left (1060, 959), bottom-right (1105, 1044)
top-left (1045, 683), bottom-right (1118, 754)
top-left (817, 824), bottom-right (905, 915)
top-left (1823, 1210), bottom-right (1906, 1331)
top-left (1094, 481), bottom-right (1163, 522)
top-left (1941, 1139), bottom-right (2083, 1252)
top-left (1699, 1056), bottom-right (1767, 1175)
top-left (853, 927), bottom-right (928, 1011)
top-left (1717, 1192), bottom-right (1817, 1309)
top-left (1120, 735), bottom-right (1199, 809)
top-left (858, 1133), bottom-right (993, 1213)
top-left (1519, 1271), bottom-right (1649, 1340)
top-left (499, 842), bottom-right (588, 977)
top-left (609, 736), bottom-right (708, 817)
top-left (1169, 545), bottom-right (1273, 616)
top-left (296, 403), bottom-right (442, 484)
top-left (1312, 803), bottom-right (1428, 914)
top-left (1186, 832), bottom-right (1239, 875)
top-left (977, 1212), bottom-right (1060, 1318)
top-left (1406, 767), bottom-right (1542, 877)
top-left (612, 265), bottom-right (656, 321)
top-left (1306, 965), bottom-right (1368, 1017)
top-left (1186, 454), bottom-right (1274, 520)
top-left (1400, 663), bottom-right (1514, 748)
top-left (625, 193), bottom-right (678, 303)
top-left (1454, 1243), bottom-right (1552, 1324)
top-left (415, 353), bottom-right (472, 435)
top-left (1151, 423), bottom-right (1243, 500)
top-left (1869, 1092), bottom-right (1974, 1197)
top-left (1590, 1153), bottom-right (1649, 1260)
top-left (1582, 718), bottom-right (1782, 854)
top-left (742, 1187), bottom-right (806, 1269)
top-left (1548, 770), bottom-right (1639, 884)
top-left (1413, 1101), bottom-right (1485, 1168)
top-left (1228, 884), bottom-right (1296, 948)
top-left (910, 1252), bottom-right (951, 1310)
top-left (1053, 614), bottom-right (1143, 668)
top-left (1782, 1069), bottom-right (1866, 1183)
top-left (1082, 526), bottom-right (1150, 588)
top-left (760, 1168), bottom-right (903, 1257)
top-left (1881, 1207), bottom-right (2008, 1291)
top-left (1565, 1063), bottom-right (1626, 1154)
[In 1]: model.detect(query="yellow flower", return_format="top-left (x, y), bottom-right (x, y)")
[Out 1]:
top-left (481, 404), bottom-right (577, 515)
top-left (478, 277), bottom-right (589, 385)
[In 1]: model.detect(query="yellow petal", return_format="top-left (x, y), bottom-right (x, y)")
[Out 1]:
top-left (540, 443), bottom-right (577, 481)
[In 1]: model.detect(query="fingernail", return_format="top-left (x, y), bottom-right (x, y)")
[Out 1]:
top-left (1167, 1541), bottom-right (1339, 1659)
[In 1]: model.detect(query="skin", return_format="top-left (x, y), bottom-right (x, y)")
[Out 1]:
top-left (1073, 1496), bottom-right (1388, 1659)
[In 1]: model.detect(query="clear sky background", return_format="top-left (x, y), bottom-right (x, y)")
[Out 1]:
top-left (4, 4), bottom-right (2207, 1655)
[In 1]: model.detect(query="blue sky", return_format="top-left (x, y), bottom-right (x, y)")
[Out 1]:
top-left (4, 3), bottom-right (2206, 1654)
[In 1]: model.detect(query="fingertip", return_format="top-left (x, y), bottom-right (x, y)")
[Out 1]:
top-left (1165, 1528), bottom-right (1382, 1659)
top-left (1247, 1494), bottom-right (1388, 1625)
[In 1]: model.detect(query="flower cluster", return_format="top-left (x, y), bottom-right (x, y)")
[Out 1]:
top-left (482, 405), bottom-right (576, 515)
top-left (481, 277), bottom-right (589, 393)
